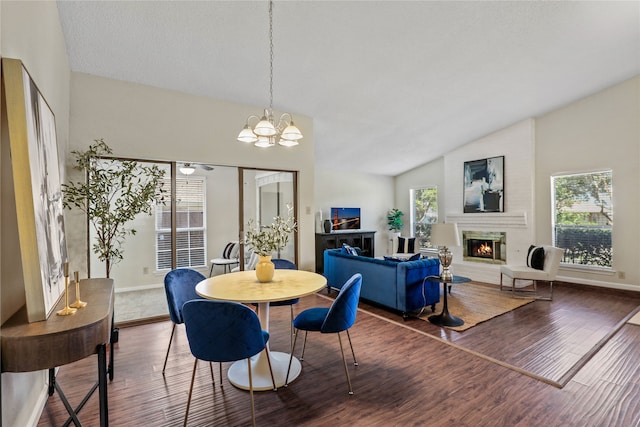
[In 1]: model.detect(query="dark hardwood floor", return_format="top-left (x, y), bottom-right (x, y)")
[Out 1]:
top-left (38, 282), bottom-right (640, 427)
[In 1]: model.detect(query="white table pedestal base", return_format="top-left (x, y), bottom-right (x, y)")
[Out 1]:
top-left (227, 350), bottom-right (301, 391)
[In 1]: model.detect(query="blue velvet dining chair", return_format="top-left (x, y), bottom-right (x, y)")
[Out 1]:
top-left (162, 268), bottom-right (206, 375)
top-left (182, 300), bottom-right (276, 427)
top-left (284, 273), bottom-right (362, 395)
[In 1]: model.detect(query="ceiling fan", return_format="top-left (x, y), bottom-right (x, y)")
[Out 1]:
top-left (179, 162), bottom-right (214, 175)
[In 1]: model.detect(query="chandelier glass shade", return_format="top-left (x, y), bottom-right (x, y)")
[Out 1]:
top-left (237, 0), bottom-right (303, 148)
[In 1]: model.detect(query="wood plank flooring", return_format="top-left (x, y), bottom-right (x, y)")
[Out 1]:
top-left (37, 282), bottom-right (640, 426)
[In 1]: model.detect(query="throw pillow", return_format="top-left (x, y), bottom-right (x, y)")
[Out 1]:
top-left (383, 256), bottom-right (403, 262)
top-left (397, 237), bottom-right (416, 254)
top-left (342, 243), bottom-right (359, 256)
top-left (527, 245), bottom-right (545, 270)
top-left (408, 253), bottom-right (421, 261)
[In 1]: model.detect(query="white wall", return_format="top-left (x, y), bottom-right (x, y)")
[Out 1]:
top-left (314, 169), bottom-right (394, 257)
top-left (1, 2), bottom-right (71, 426)
top-left (68, 73), bottom-right (316, 275)
top-left (535, 76), bottom-right (640, 289)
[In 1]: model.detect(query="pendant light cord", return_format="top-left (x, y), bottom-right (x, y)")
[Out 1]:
top-left (269, 0), bottom-right (274, 112)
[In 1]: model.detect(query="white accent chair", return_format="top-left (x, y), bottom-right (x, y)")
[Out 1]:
top-left (499, 246), bottom-right (564, 300)
top-left (209, 241), bottom-right (240, 276)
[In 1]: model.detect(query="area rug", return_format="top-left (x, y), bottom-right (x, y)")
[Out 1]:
top-left (417, 283), bottom-right (534, 331)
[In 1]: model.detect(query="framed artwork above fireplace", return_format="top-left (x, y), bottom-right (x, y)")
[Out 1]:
top-left (463, 155), bottom-right (504, 213)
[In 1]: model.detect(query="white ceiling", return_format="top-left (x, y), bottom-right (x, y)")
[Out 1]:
top-left (56, 1), bottom-right (640, 176)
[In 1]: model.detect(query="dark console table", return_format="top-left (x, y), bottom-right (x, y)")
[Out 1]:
top-left (1, 278), bottom-right (115, 426)
top-left (315, 230), bottom-right (376, 273)
top-left (425, 275), bottom-right (471, 327)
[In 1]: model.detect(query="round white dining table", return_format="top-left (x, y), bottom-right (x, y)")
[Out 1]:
top-left (195, 269), bottom-right (327, 391)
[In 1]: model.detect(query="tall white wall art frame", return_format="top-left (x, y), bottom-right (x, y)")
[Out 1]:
top-left (2, 58), bottom-right (67, 322)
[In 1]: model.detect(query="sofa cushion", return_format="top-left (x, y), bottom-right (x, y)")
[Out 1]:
top-left (397, 236), bottom-right (416, 253)
top-left (527, 245), bottom-right (545, 270)
top-left (383, 256), bottom-right (404, 262)
top-left (341, 243), bottom-right (359, 256)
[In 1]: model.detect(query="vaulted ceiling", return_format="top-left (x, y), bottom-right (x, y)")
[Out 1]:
top-left (57, 1), bottom-right (640, 176)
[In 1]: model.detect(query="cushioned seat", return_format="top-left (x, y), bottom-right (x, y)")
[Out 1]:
top-left (500, 245), bottom-right (564, 300)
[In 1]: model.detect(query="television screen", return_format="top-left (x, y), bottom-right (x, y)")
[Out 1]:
top-left (330, 207), bottom-right (361, 230)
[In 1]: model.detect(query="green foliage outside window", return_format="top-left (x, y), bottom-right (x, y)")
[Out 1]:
top-left (552, 171), bottom-right (612, 267)
top-left (411, 187), bottom-right (438, 248)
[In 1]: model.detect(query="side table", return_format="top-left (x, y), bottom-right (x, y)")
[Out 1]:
top-left (426, 275), bottom-right (471, 327)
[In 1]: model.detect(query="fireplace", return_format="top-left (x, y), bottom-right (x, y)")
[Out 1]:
top-left (462, 231), bottom-right (506, 264)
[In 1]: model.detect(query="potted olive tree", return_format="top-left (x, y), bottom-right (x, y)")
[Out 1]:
top-left (62, 139), bottom-right (165, 277)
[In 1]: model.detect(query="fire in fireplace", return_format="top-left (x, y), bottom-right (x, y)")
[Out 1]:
top-left (468, 239), bottom-right (500, 260)
top-left (462, 231), bottom-right (507, 264)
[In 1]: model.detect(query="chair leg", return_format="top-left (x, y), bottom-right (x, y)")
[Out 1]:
top-left (337, 332), bottom-right (354, 395)
top-left (263, 347), bottom-right (277, 391)
top-left (219, 362), bottom-right (223, 388)
top-left (345, 329), bottom-right (358, 366)
top-left (284, 329), bottom-right (300, 387)
top-left (247, 358), bottom-right (256, 427)
top-left (300, 331), bottom-right (309, 361)
top-left (209, 362), bottom-right (214, 388)
top-left (162, 323), bottom-right (177, 375)
top-left (183, 358), bottom-right (198, 427)
top-left (289, 305), bottom-right (294, 353)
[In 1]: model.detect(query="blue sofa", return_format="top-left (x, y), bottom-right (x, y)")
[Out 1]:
top-left (323, 248), bottom-right (441, 318)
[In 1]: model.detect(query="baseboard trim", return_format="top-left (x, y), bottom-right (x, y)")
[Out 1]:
top-left (115, 283), bottom-right (163, 293)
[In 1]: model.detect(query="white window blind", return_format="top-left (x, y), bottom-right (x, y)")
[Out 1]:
top-left (156, 177), bottom-right (206, 270)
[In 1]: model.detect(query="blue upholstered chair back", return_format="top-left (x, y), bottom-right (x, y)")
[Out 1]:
top-left (182, 300), bottom-right (269, 362)
top-left (321, 273), bottom-right (362, 334)
top-left (272, 259), bottom-right (297, 270)
top-left (164, 268), bottom-right (206, 325)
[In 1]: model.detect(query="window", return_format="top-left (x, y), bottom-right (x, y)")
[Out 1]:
top-left (410, 187), bottom-right (438, 248)
top-left (552, 171), bottom-right (612, 268)
top-left (156, 177), bottom-right (206, 270)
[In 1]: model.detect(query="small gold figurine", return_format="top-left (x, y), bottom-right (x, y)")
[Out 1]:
top-left (70, 271), bottom-right (87, 308)
top-left (57, 262), bottom-right (77, 316)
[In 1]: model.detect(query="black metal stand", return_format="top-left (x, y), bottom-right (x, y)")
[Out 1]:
top-left (48, 344), bottom-right (108, 427)
top-left (426, 276), bottom-right (471, 327)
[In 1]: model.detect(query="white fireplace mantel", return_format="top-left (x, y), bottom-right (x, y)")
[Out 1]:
top-left (445, 212), bottom-right (527, 228)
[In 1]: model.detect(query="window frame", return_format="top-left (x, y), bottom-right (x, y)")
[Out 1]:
top-left (409, 186), bottom-right (438, 249)
top-left (155, 176), bottom-right (207, 271)
top-left (551, 170), bottom-right (613, 269)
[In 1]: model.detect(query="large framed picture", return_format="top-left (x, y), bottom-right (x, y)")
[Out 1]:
top-left (463, 155), bottom-right (504, 213)
top-left (2, 58), bottom-right (67, 321)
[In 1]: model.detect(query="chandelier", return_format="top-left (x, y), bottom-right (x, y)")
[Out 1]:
top-left (237, 0), bottom-right (303, 148)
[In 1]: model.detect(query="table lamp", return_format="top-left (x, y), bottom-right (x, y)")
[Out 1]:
top-left (431, 223), bottom-right (460, 281)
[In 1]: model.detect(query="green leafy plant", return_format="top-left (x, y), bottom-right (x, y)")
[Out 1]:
top-left (62, 139), bottom-right (166, 277)
top-left (387, 208), bottom-right (404, 232)
top-left (245, 213), bottom-right (297, 257)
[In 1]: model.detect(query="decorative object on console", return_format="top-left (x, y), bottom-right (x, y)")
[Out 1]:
top-left (2, 58), bottom-right (68, 321)
top-left (236, 0), bottom-right (303, 148)
top-left (57, 262), bottom-right (77, 316)
top-left (463, 155), bottom-right (504, 213)
top-left (431, 223), bottom-right (461, 282)
top-left (323, 219), bottom-right (332, 233)
top-left (69, 271), bottom-right (87, 309)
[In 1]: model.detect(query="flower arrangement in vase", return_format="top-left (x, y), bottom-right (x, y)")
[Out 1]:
top-left (245, 212), bottom-right (296, 282)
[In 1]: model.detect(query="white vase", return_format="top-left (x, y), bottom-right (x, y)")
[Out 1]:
top-left (388, 231), bottom-right (401, 255)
